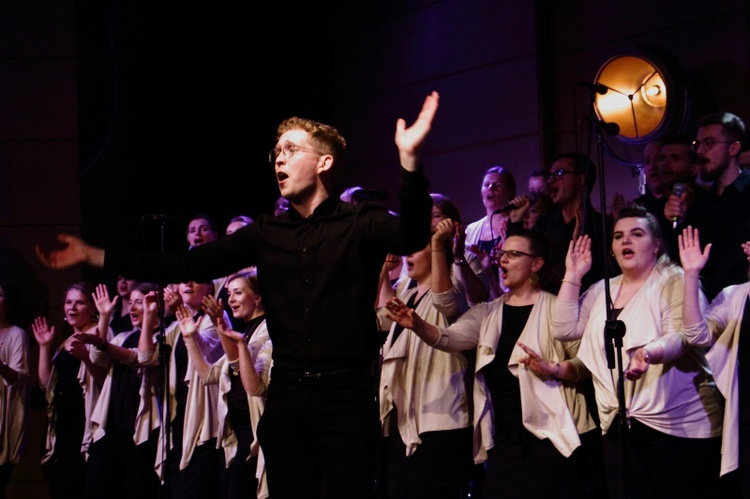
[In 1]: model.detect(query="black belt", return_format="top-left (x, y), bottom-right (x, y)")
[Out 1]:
top-left (271, 367), bottom-right (371, 386)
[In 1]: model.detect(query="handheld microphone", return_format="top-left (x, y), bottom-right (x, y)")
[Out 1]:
top-left (493, 193), bottom-right (538, 215)
top-left (671, 183), bottom-right (686, 229)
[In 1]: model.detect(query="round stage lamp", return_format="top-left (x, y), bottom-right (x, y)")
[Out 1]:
top-left (593, 53), bottom-right (673, 143)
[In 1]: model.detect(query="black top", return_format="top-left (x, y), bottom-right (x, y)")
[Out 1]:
top-left (684, 169), bottom-right (750, 301)
top-left (484, 303), bottom-right (533, 441)
top-left (105, 168), bottom-right (432, 372)
top-left (53, 349), bottom-right (85, 453)
top-left (106, 329), bottom-right (142, 439)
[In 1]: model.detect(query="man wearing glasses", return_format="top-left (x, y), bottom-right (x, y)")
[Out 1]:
top-left (35, 91), bottom-right (440, 498)
top-left (520, 152), bottom-right (608, 294)
top-left (666, 112), bottom-right (750, 300)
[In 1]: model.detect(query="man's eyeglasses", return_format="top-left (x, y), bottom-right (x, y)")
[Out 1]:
top-left (546, 169), bottom-right (579, 181)
top-left (269, 142), bottom-right (323, 164)
top-left (495, 249), bottom-right (536, 259)
top-left (690, 138), bottom-right (735, 153)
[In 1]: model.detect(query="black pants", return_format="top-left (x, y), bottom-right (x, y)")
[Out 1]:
top-left (257, 375), bottom-right (379, 499)
top-left (602, 419), bottom-right (721, 499)
top-left (85, 434), bottom-right (160, 499)
top-left (219, 429), bottom-right (259, 499)
top-left (385, 426), bottom-right (473, 499)
top-left (164, 437), bottom-right (221, 499)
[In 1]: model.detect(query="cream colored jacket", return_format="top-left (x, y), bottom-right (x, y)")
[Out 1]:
top-left (551, 265), bottom-right (723, 438)
top-left (432, 292), bottom-right (595, 463)
top-left (138, 314), bottom-right (223, 475)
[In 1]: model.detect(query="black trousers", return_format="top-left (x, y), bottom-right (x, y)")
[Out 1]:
top-left (257, 375), bottom-right (379, 499)
top-left (602, 419), bottom-right (721, 499)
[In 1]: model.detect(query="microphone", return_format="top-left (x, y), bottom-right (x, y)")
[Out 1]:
top-left (582, 117), bottom-right (620, 137)
top-left (493, 193), bottom-right (538, 215)
top-left (671, 183), bottom-right (686, 229)
top-left (146, 214), bottom-right (180, 221)
top-left (577, 81), bottom-right (609, 95)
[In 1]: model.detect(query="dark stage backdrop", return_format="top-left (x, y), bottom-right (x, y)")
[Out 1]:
top-left (75, 1), bottom-right (336, 262)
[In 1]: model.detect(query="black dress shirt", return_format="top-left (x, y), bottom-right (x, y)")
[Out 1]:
top-left (685, 169), bottom-right (750, 301)
top-left (105, 168), bottom-right (432, 372)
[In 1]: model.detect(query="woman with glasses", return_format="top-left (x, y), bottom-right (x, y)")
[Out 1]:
top-left (385, 228), bottom-right (603, 498)
top-left (521, 206), bottom-right (723, 498)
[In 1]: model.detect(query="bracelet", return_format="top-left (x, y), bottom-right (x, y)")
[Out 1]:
top-left (453, 258), bottom-right (466, 265)
top-left (561, 279), bottom-right (581, 287)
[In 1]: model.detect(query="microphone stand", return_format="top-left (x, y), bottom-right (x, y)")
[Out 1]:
top-left (156, 217), bottom-right (172, 498)
top-left (591, 119), bottom-right (631, 499)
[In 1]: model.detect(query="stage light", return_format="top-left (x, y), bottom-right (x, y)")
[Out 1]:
top-left (593, 51), bottom-right (677, 143)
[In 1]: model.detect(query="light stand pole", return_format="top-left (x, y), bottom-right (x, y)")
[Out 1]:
top-left (590, 120), bottom-right (631, 499)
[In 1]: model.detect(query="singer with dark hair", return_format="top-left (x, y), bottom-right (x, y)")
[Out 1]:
top-left (641, 134), bottom-right (708, 261)
top-left (666, 112), bottom-right (750, 300)
top-left (524, 208), bottom-right (723, 499)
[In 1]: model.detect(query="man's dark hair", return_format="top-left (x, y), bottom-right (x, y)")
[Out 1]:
top-left (697, 112), bottom-right (746, 146)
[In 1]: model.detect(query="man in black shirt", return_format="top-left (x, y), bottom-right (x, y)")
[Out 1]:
top-left (36, 91), bottom-right (440, 498)
top-left (666, 112), bottom-right (750, 300)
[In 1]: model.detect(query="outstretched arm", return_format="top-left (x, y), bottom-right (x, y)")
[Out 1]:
top-left (36, 234), bottom-right (105, 269)
top-left (516, 342), bottom-right (585, 381)
top-left (384, 296), bottom-right (440, 346)
top-left (395, 91), bottom-right (439, 172)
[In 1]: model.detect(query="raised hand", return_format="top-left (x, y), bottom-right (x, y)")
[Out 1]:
top-left (93, 283), bottom-right (117, 317)
top-left (678, 226), bottom-right (711, 275)
top-left (32, 317), bottom-right (55, 347)
top-left (394, 91), bottom-right (440, 171)
top-left (36, 234), bottom-right (104, 269)
top-left (382, 253), bottom-right (402, 274)
top-left (742, 241), bottom-right (750, 262)
top-left (202, 294), bottom-right (222, 322)
top-left (565, 235), bottom-right (592, 278)
top-left (163, 285), bottom-right (182, 315)
top-left (384, 297), bottom-right (422, 331)
top-left (175, 305), bottom-right (198, 339)
top-left (218, 322), bottom-right (244, 343)
top-left (432, 218), bottom-right (456, 246)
